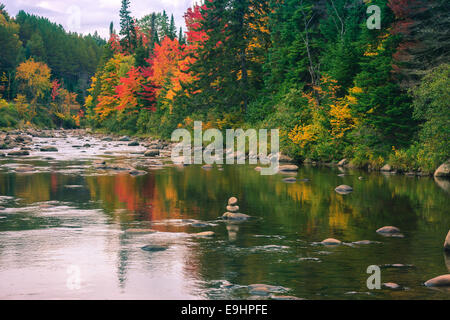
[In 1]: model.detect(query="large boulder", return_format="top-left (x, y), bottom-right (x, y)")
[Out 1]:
top-left (381, 164), bottom-right (392, 172)
top-left (434, 160), bottom-right (450, 178)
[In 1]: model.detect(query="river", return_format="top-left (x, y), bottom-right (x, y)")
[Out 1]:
top-left (0, 131), bottom-right (449, 299)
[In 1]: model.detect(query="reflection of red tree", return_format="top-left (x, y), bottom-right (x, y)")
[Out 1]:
top-left (51, 173), bottom-right (58, 194)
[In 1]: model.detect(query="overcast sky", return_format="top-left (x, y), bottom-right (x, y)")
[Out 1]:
top-left (2, 0), bottom-right (199, 39)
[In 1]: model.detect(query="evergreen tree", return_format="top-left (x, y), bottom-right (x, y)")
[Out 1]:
top-left (119, 0), bottom-right (136, 51)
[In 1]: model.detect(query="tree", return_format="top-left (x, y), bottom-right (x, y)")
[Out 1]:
top-left (15, 58), bottom-right (51, 111)
top-left (119, 0), bottom-right (136, 51)
top-left (168, 14), bottom-right (177, 40)
top-left (411, 63), bottom-right (450, 166)
top-left (0, 6), bottom-right (22, 99)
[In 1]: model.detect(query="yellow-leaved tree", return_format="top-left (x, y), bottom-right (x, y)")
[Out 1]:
top-left (15, 58), bottom-right (51, 115)
top-left (288, 75), bottom-right (357, 160)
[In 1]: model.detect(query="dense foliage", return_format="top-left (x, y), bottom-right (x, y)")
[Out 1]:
top-left (1, 1), bottom-right (449, 173)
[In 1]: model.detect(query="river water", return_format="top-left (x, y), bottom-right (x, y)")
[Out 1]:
top-left (0, 133), bottom-right (449, 299)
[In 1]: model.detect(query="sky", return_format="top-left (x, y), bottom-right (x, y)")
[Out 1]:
top-left (2, 0), bottom-right (199, 39)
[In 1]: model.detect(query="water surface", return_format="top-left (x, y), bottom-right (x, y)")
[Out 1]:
top-left (0, 135), bottom-right (449, 299)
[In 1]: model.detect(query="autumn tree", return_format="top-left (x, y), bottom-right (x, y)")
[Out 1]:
top-left (15, 58), bottom-right (51, 112)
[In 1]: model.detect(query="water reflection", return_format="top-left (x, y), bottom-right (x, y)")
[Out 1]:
top-left (0, 161), bottom-right (449, 299)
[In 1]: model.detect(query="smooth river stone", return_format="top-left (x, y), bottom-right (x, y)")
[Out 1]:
top-left (424, 274), bottom-right (450, 287)
top-left (222, 212), bottom-right (251, 221)
top-left (321, 238), bottom-right (342, 246)
top-left (376, 226), bottom-right (401, 234)
top-left (228, 197), bottom-right (238, 206)
top-left (335, 185), bottom-right (353, 194)
top-left (383, 282), bottom-right (402, 290)
top-left (226, 205), bottom-right (239, 213)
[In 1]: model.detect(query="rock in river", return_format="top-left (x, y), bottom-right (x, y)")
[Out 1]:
top-left (226, 205), bottom-right (239, 213)
top-left (7, 150), bottom-right (29, 156)
top-left (424, 274), bottom-right (450, 287)
top-left (376, 226), bottom-right (401, 234)
top-left (141, 245), bottom-right (168, 252)
top-left (321, 238), bottom-right (342, 246)
top-left (248, 284), bottom-right (288, 296)
top-left (278, 165), bottom-right (299, 173)
top-left (444, 230), bottom-right (450, 252)
top-left (40, 146), bottom-right (58, 152)
top-left (145, 149), bottom-right (160, 157)
top-left (434, 160), bottom-right (450, 178)
top-left (335, 185), bottom-right (353, 194)
top-left (228, 197), bottom-right (238, 206)
top-left (383, 282), bottom-right (402, 290)
top-left (338, 159), bottom-right (348, 167)
top-left (222, 212), bottom-right (251, 221)
top-left (283, 177), bottom-right (297, 183)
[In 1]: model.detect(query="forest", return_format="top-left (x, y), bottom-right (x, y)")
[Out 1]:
top-left (0, 0), bottom-right (449, 173)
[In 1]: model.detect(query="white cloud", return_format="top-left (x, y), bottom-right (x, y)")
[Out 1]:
top-left (2, 0), bottom-right (194, 38)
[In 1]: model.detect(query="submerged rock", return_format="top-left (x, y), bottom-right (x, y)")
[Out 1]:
top-left (270, 295), bottom-right (303, 300)
top-left (40, 146), bottom-right (58, 152)
top-left (283, 177), bottom-right (297, 183)
top-left (7, 150), bottom-right (29, 156)
top-left (125, 229), bottom-right (157, 234)
top-left (352, 240), bottom-right (380, 245)
top-left (424, 274), bottom-right (450, 287)
top-left (248, 284), bottom-right (288, 296)
top-left (380, 264), bottom-right (415, 269)
top-left (141, 245), bottom-right (168, 252)
top-left (129, 170), bottom-right (147, 176)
